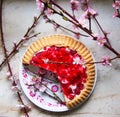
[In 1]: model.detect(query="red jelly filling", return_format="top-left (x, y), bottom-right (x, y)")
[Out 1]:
top-left (30, 45), bottom-right (87, 100)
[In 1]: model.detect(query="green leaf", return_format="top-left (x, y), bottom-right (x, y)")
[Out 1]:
top-left (62, 16), bottom-right (68, 21)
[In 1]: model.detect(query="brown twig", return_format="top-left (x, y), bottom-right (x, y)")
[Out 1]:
top-left (43, 15), bottom-right (89, 37)
top-left (80, 0), bottom-right (112, 47)
top-left (0, 12), bottom-right (43, 70)
top-left (41, 0), bottom-right (120, 57)
top-left (0, 0), bottom-right (12, 75)
top-left (45, 56), bottom-right (120, 65)
top-left (94, 17), bottom-right (112, 47)
top-left (88, 17), bottom-right (92, 32)
top-left (0, 1), bottom-right (30, 117)
top-left (40, 0), bottom-right (93, 37)
top-left (86, 56), bottom-right (120, 65)
top-left (113, 0), bottom-right (120, 18)
top-left (44, 56), bottom-right (120, 66)
top-left (17, 92), bottom-right (30, 117)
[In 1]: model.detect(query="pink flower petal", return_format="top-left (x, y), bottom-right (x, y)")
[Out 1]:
top-left (70, 0), bottom-right (79, 11)
top-left (97, 36), bottom-right (107, 46)
top-left (112, 1), bottom-right (120, 9)
top-left (102, 56), bottom-right (112, 66)
top-left (74, 33), bottom-right (80, 39)
top-left (36, 0), bottom-right (45, 11)
top-left (82, 7), bottom-right (98, 19)
top-left (11, 85), bottom-right (20, 92)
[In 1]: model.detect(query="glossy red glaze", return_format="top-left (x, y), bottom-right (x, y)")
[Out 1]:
top-left (30, 46), bottom-right (87, 100)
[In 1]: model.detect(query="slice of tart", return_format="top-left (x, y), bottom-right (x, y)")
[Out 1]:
top-left (22, 35), bottom-right (95, 108)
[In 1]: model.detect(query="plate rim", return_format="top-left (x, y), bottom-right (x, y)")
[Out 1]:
top-left (19, 34), bottom-right (97, 112)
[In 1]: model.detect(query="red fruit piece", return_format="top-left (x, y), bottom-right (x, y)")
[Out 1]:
top-left (30, 46), bottom-right (87, 100)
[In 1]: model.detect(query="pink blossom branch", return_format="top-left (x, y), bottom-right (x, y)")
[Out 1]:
top-left (0, 1), bottom-right (30, 116)
top-left (0, 0), bottom-right (12, 75)
top-left (24, 13), bottom-right (42, 36)
top-left (86, 56), bottom-right (119, 65)
top-left (0, 12), bottom-right (43, 70)
top-left (48, 0), bottom-right (92, 36)
top-left (40, 0), bottom-right (120, 57)
top-left (113, 0), bottom-right (120, 18)
top-left (80, 0), bottom-right (112, 47)
top-left (0, 32), bottom-right (40, 70)
top-left (25, 75), bottom-right (64, 104)
top-left (93, 17), bottom-right (112, 47)
top-left (42, 56), bottom-right (119, 66)
top-left (43, 15), bottom-right (89, 37)
top-left (49, 0), bottom-right (80, 24)
top-left (17, 92), bottom-right (30, 117)
top-left (80, 0), bottom-right (92, 32)
top-left (40, 0), bottom-right (93, 36)
top-left (104, 43), bottom-right (120, 56)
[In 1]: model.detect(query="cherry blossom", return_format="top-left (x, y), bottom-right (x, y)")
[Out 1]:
top-left (82, 7), bottom-right (98, 19)
top-left (112, 0), bottom-right (120, 9)
top-left (24, 78), bottom-right (35, 85)
top-left (80, 0), bottom-right (89, 4)
top-left (21, 37), bottom-right (26, 41)
top-left (69, 84), bottom-right (77, 91)
top-left (74, 33), bottom-right (80, 39)
top-left (31, 77), bottom-right (42, 84)
top-left (39, 84), bottom-right (47, 93)
top-left (8, 76), bottom-right (14, 82)
top-left (113, 10), bottom-right (119, 18)
top-left (103, 30), bottom-right (110, 35)
top-left (36, 0), bottom-right (44, 11)
top-left (43, 14), bottom-right (50, 23)
top-left (24, 76), bottom-right (47, 94)
top-left (16, 104), bottom-right (25, 109)
top-left (6, 71), bottom-right (11, 77)
top-left (24, 105), bottom-right (31, 112)
top-left (70, 0), bottom-right (79, 11)
top-left (78, 17), bottom-right (87, 28)
top-left (72, 24), bottom-right (79, 30)
top-left (80, 0), bottom-right (89, 11)
top-left (97, 36), bottom-right (107, 46)
top-left (16, 104), bottom-right (31, 112)
top-left (31, 77), bottom-right (47, 91)
top-left (53, 23), bottom-right (59, 31)
top-left (73, 57), bottom-right (81, 64)
top-left (11, 85), bottom-right (20, 92)
top-left (45, 8), bottom-right (54, 16)
top-left (102, 56), bottom-right (112, 66)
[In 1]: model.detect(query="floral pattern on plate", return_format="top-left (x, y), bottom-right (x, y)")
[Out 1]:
top-left (19, 67), bottom-right (68, 112)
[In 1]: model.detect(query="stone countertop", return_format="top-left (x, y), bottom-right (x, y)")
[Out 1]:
top-left (0, 0), bottom-right (120, 117)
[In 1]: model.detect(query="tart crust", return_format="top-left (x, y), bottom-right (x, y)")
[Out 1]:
top-left (22, 35), bottom-right (95, 108)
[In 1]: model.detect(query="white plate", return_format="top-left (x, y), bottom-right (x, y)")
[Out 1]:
top-left (19, 62), bottom-right (97, 112)
top-left (19, 35), bottom-right (97, 112)
top-left (19, 64), bottom-right (69, 112)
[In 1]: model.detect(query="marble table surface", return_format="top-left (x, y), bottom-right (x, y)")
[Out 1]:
top-left (0, 0), bottom-right (120, 117)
